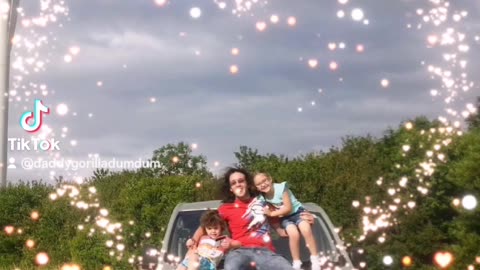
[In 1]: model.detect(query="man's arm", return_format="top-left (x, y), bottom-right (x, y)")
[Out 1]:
top-left (220, 237), bottom-right (242, 251)
top-left (273, 223), bottom-right (288, 237)
top-left (267, 215), bottom-right (289, 238)
top-left (299, 211), bottom-right (315, 225)
top-left (230, 239), bottom-right (242, 248)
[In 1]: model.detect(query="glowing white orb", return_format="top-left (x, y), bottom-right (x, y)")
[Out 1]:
top-left (356, 44), bottom-right (364, 52)
top-left (155, 0), bottom-right (167, 6)
top-left (383, 255), bottom-right (393, 266)
top-left (230, 65), bottom-right (239, 74)
top-left (35, 252), bottom-right (49, 265)
top-left (26, 239), bottom-right (35, 249)
top-left (308, 59), bottom-right (318, 68)
top-left (100, 209), bottom-right (109, 216)
top-left (4, 225), bottom-right (14, 235)
top-left (117, 244), bottom-right (125, 251)
top-left (462, 195), bottom-right (477, 210)
top-left (263, 235), bottom-right (271, 243)
top-left (270, 14), bottom-right (279, 24)
top-left (64, 54), bottom-right (73, 63)
top-left (287, 16), bottom-right (296, 26)
top-left (329, 61), bottom-right (338, 70)
top-left (352, 201), bottom-right (360, 208)
top-left (69, 46), bottom-right (80, 55)
top-left (427, 35), bottom-right (438, 45)
top-left (407, 201), bottom-right (416, 208)
top-left (190, 7), bottom-right (201, 18)
top-left (147, 248), bottom-right (157, 256)
top-left (256, 21), bottom-right (267, 31)
top-left (381, 79), bottom-right (390, 88)
top-left (56, 104), bottom-right (69, 116)
top-left (351, 8), bottom-right (364, 21)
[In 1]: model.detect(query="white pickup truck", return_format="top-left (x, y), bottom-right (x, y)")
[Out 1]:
top-left (143, 200), bottom-right (364, 270)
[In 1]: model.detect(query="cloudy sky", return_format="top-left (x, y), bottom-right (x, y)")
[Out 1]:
top-left (6, 0), bottom-right (480, 182)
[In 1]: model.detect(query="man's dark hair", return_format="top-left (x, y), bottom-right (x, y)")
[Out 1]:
top-left (221, 167), bottom-right (258, 203)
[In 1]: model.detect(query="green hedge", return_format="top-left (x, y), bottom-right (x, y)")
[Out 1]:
top-left (0, 118), bottom-right (479, 269)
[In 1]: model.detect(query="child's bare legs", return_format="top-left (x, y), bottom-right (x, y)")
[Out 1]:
top-left (176, 249), bottom-right (197, 270)
top-left (176, 264), bottom-right (187, 270)
top-left (186, 252), bottom-right (200, 270)
top-left (298, 220), bottom-right (318, 255)
top-left (298, 220), bottom-right (323, 269)
top-left (285, 224), bottom-right (302, 269)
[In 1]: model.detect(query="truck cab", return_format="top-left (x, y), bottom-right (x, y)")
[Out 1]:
top-left (149, 200), bottom-right (359, 270)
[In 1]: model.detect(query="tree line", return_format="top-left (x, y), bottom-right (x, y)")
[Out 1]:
top-left (0, 111), bottom-right (479, 269)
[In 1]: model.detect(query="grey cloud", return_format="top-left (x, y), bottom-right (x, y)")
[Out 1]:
top-left (7, 0), bottom-right (479, 182)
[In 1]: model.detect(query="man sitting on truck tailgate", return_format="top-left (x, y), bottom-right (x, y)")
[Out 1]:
top-left (187, 167), bottom-right (313, 270)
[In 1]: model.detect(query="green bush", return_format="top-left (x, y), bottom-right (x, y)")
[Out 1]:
top-left (0, 119), bottom-right (479, 269)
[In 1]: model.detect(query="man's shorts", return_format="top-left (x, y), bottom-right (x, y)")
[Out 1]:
top-left (181, 257), bottom-right (216, 270)
top-left (280, 207), bottom-right (307, 229)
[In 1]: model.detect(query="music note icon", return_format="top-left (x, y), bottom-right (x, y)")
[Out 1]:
top-left (19, 99), bottom-right (50, 132)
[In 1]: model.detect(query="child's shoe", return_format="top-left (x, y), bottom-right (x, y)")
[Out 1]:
top-left (310, 255), bottom-right (321, 270)
top-left (318, 256), bottom-right (328, 266)
top-left (292, 260), bottom-right (302, 270)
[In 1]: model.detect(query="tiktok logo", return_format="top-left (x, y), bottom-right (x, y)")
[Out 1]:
top-left (19, 99), bottom-right (50, 132)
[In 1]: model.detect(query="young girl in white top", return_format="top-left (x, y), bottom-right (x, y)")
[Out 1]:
top-left (254, 172), bottom-right (322, 270)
